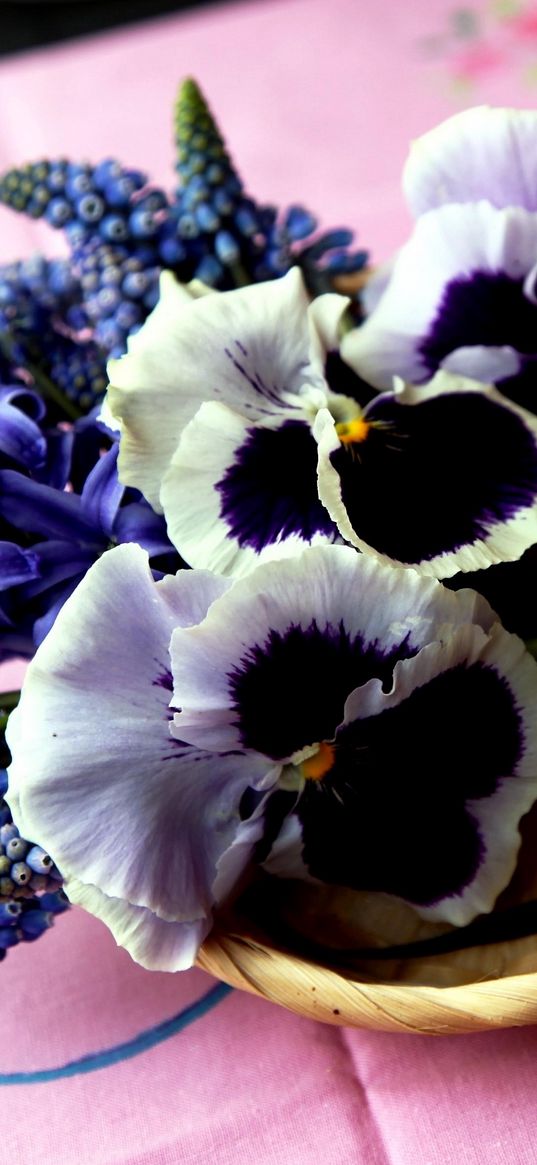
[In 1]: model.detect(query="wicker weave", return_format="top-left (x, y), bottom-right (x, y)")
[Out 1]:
top-left (197, 921), bottom-right (537, 1035)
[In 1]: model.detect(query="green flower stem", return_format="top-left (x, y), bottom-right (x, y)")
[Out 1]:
top-left (0, 331), bottom-right (83, 421)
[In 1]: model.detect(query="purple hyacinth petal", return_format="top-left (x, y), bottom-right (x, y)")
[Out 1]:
top-left (169, 544), bottom-right (497, 756)
top-left (0, 542), bottom-right (40, 590)
top-left (403, 106), bottom-right (537, 216)
top-left (0, 401), bottom-right (47, 471)
top-left (342, 202), bottom-right (537, 390)
top-left (80, 443), bottom-right (124, 535)
top-left (315, 377), bottom-right (537, 577)
top-left (0, 384), bottom-right (46, 423)
top-left (17, 541), bottom-right (97, 599)
top-left (161, 401), bottom-right (337, 576)
top-left (112, 501), bottom-right (174, 557)
top-left (7, 544), bottom-right (275, 968)
top-left (0, 470), bottom-right (101, 541)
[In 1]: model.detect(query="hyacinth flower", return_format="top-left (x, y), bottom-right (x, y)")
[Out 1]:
top-left (6, 541), bottom-right (537, 970)
top-left (342, 106), bottom-right (537, 415)
top-left (0, 80), bottom-right (367, 361)
top-left (0, 427), bottom-right (180, 660)
top-left (107, 266), bottom-right (537, 579)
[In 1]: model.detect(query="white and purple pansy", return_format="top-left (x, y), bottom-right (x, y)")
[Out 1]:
top-left (315, 371), bottom-right (537, 577)
top-left (342, 107), bottom-right (537, 414)
top-left (107, 267), bottom-right (537, 580)
top-left (6, 541), bottom-right (537, 970)
top-left (107, 267), bottom-right (348, 576)
top-left (5, 543), bottom-right (279, 971)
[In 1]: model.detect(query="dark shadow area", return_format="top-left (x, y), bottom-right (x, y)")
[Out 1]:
top-left (0, 1), bottom-right (218, 56)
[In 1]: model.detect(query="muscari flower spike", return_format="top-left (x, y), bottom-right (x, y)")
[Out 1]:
top-left (0, 256), bottom-right (107, 413)
top-left (169, 78), bottom-right (368, 294)
top-left (0, 79), bottom-right (367, 361)
top-left (6, 542), bottom-right (537, 970)
top-left (0, 768), bottom-right (68, 961)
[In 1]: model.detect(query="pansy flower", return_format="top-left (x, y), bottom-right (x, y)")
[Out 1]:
top-left (342, 106), bottom-right (537, 414)
top-left (6, 541), bottom-right (537, 969)
top-left (107, 267), bottom-right (537, 579)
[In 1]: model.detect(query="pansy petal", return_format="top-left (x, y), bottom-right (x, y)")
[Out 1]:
top-left (169, 544), bottom-right (497, 757)
top-left (315, 376), bottom-right (537, 577)
top-left (341, 202), bottom-right (537, 390)
top-left (6, 543), bottom-right (273, 929)
top-left (403, 106), bottom-right (537, 216)
top-left (267, 621), bottom-right (537, 927)
top-left (66, 880), bottom-right (209, 972)
top-left (161, 401), bottom-right (338, 577)
top-left (108, 268), bottom-right (329, 510)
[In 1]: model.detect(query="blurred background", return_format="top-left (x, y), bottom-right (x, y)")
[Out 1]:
top-left (0, 1), bottom-right (215, 55)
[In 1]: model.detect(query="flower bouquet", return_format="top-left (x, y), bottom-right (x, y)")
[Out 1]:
top-left (2, 82), bottom-right (537, 1034)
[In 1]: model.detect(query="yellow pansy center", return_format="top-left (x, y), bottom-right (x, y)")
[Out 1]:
top-left (335, 417), bottom-right (371, 445)
top-left (300, 740), bottom-right (336, 781)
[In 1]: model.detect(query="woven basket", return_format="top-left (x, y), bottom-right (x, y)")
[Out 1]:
top-left (197, 806), bottom-right (537, 1035)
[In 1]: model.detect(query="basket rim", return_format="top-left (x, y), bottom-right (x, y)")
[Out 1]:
top-left (197, 926), bottom-right (537, 1033)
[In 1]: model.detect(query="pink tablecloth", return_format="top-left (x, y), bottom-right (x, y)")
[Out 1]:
top-left (3, 1), bottom-right (537, 1161)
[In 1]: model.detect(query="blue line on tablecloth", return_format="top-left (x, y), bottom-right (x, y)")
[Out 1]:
top-left (0, 981), bottom-right (233, 1084)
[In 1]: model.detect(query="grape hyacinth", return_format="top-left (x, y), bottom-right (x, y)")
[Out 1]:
top-left (0, 256), bottom-right (107, 414)
top-left (0, 767), bottom-right (68, 962)
top-left (0, 79), bottom-right (367, 361)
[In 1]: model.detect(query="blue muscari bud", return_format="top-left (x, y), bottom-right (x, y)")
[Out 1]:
top-left (10, 862), bottom-right (32, 887)
top-left (212, 188), bottom-right (234, 216)
top-left (25, 846), bottom-right (54, 875)
top-left (0, 927), bottom-right (19, 949)
top-left (115, 300), bottom-right (142, 329)
top-left (76, 192), bottom-right (105, 223)
top-left (139, 189), bottom-right (168, 212)
top-left (214, 229), bottom-right (240, 266)
top-left (100, 265), bottom-right (122, 287)
top-left (45, 197), bottom-right (73, 227)
top-left (66, 220), bottom-right (89, 248)
top-left (94, 317), bottom-right (124, 351)
top-left (93, 158), bottom-right (122, 190)
top-left (194, 254), bottom-right (223, 285)
top-left (195, 203), bottom-right (219, 233)
top-left (65, 171), bottom-right (93, 200)
top-left (6, 836), bottom-right (29, 862)
top-left (47, 164), bottom-right (67, 191)
top-left (234, 206), bottom-right (257, 237)
top-left (177, 213), bottom-right (199, 239)
top-left (104, 175), bottom-right (139, 207)
top-left (0, 807), bottom-right (10, 827)
top-left (97, 286), bottom-right (121, 316)
top-left (0, 770), bottom-right (8, 798)
top-left (158, 236), bottom-right (186, 266)
top-left (41, 890), bottom-right (69, 914)
top-left (284, 205), bottom-right (318, 241)
top-left (20, 909), bottom-right (53, 939)
top-left (0, 823), bottom-right (18, 846)
top-left (0, 901), bottom-right (21, 925)
top-left (100, 214), bottom-right (129, 242)
top-left (122, 270), bottom-right (149, 298)
top-left (128, 208), bottom-right (159, 238)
